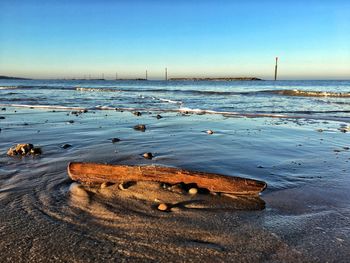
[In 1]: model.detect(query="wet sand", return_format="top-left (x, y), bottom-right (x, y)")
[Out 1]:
top-left (1, 107), bottom-right (350, 262)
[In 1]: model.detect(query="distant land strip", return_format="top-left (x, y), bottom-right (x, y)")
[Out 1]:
top-left (0, 75), bottom-right (31, 80)
top-left (169, 77), bottom-right (263, 81)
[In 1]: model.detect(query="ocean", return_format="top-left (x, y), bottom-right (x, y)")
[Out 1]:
top-left (0, 79), bottom-right (350, 261)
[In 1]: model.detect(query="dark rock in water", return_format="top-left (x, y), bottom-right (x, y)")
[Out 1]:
top-left (133, 111), bottom-right (142, 116)
top-left (61, 144), bottom-right (72, 149)
top-left (68, 120), bottom-right (74, 124)
top-left (111, 138), bottom-right (121, 143)
top-left (156, 114), bottom-right (163, 119)
top-left (0, 116), bottom-right (5, 119)
top-left (7, 143), bottom-right (41, 156)
top-left (1, 108), bottom-right (6, 111)
top-left (133, 124), bottom-right (146, 131)
top-left (24, 123), bottom-right (28, 126)
top-left (81, 109), bottom-right (88, 113)
top-left (143, 152), bottom-right (153, 159)
top-left (0, 128), bottom-right (1, 132)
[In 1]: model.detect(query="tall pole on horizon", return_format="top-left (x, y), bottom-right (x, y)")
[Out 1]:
top-left (115, 72), bottom-right (118, 80)
top-left (274, 57), bottom-right (278, 81)
top-left (102, 73), bottom-right (104, 80)
top-left (146, 70), bottom-right (148, 80)
top-left (165, 67), bottom-right (168, 81)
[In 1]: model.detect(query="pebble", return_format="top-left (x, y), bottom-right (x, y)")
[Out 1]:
top-left (157, 203), bottom-right (168, 211)
top-left (118, 183), bottom-right (126, 190)
top-left (67, 120), bottom-right (74, 124)
top-left (133, 124), bottom-right (146, 131)
top-left (61, 144), bottom-right (72, 149)
top-left (206, 130), bottom-right (214, 134)
top-left (1, 108), bottom-right (6, 111)
top-left (143, 152), bottom-right (153, 159)
top-left (156, 114), bottom-right (163, 119)
top-left (0, 116), bottom-right (5, 119)
top-left (188, 188), bottom-right (198, 195)
top-left (133, 111), bottom-right (142, 116)
top-left (111, 138), bottom-right (121, 143)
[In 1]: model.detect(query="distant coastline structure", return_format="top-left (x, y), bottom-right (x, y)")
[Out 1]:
top-left (146, 70), bottom-right (148, 80)
top-left (274, 57), bottom-right (278, 81)
top-left (165, 67), bottom-right (168, 81)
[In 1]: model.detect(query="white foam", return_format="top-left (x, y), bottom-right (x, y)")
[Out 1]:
top-left (0, 104), bottom-right (87, 111)
top-left (158, 98), bottom-right (183, 104)
top-left (0, 86), bottom-right (19, 90)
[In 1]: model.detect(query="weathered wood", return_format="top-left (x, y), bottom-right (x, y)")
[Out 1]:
top-left (68, 162), bottom-right (266, 195)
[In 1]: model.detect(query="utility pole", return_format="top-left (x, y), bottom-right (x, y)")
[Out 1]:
top-left (165, 67), bottom-right (168, 81)
top-left (146, 70), bottom-right (148, 80)
top-left (115, 72), bottom-right (118, 80)
top-left (274, 57), bottom-right (278, 81)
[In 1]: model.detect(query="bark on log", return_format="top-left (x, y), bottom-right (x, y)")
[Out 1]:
top-left (68, 162), bottom-right (266, 195)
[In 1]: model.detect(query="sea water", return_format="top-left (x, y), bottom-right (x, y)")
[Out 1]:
top-left (0, 79), bottom-right (350, 261)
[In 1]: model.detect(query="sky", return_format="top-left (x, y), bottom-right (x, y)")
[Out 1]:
top-left (0, 0), bottom-right (349, 80)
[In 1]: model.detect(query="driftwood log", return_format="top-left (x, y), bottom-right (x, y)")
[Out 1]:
top-left (68, 162), bottom-right (267, 195)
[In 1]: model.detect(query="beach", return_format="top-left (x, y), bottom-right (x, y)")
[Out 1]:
top-left (1, 80), bottom-right (350, 262)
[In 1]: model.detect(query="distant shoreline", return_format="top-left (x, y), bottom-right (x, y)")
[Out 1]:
top-left (0, 75), bottom-right (31, 80)
top-left (169, 77), bottom-right (263, 81)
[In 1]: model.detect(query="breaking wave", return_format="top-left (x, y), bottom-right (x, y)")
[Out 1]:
top-left (1, 103), bottom-right (349, 122)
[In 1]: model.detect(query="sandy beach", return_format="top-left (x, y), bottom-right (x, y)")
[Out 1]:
top-left (1, 103), bottom-right (349, 262)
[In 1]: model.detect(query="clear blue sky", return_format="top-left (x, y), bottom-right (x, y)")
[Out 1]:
top-left (0, 0), bottom-right (349, 80)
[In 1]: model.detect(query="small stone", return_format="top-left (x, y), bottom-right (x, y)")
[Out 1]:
top-left (188, 188), bottom-right (198, 195)
top-left (118, 183), bottom-right (126, 190)
top-left (134, 124), bottom-right (146, 131)
top-left (1, 108), bottom-right (6, 111)
top-left (111, 138), bottom-right (120, 143)
top-left (156, 114), bottom-right (163, 119)
top-left (143, 152), bottom-right (153, 159)
top-left (0, 116), bottom-right (5, 119)
top-left (317, 129), bottom-right (323, 132)
top-left (133, 111), bottom-right (142, 116)
top-left (343, 147), bottom-right (349, 150)
top-left (61, 144), bottom-right (72, 149)
top-left (68, 120), bottom-right (74, 124)
top-left (157, 203), bottom-right (168, 211)
top-left (81, 109), bottom-right (88, 113)
top-left (206, 130), bottom-right (214, 134)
